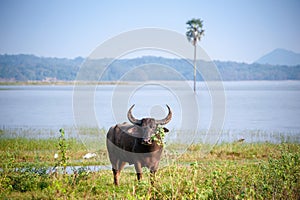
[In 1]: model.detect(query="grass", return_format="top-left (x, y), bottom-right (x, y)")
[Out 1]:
top-left (0, 131), bottom-right (299, 199)
top-left (0, 137), bottom-right (108, 168)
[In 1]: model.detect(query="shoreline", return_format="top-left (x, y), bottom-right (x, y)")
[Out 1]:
top-left (1, 126), bottom-right (299, 144)
top-left (1, 80), bottom-right (300, 86)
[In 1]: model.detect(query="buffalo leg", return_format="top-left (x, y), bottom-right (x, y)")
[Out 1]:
top-left (112, 162), bottom-right (126, 185)
top-left (137, 173), bottom-right (143, 181)
top-left (150, 170), bottom-right (156, 185)
top-left (134, 162), bottom-right (143, 181)
top-left (112, 168), bottom-right (120, 185)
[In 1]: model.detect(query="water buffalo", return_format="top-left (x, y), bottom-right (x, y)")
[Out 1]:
top-left (106, 104), bottom-right (172, 185)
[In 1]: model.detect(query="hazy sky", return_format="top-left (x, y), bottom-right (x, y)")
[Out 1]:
top-left (0, 0), bottom-right (299, 63)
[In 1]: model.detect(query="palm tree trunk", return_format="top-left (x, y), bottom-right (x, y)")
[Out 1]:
top-left (193, 43), bottom-right (197, 93)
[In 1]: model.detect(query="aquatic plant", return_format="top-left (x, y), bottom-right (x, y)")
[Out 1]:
top-left (54, 128), bottom-right (69, 173)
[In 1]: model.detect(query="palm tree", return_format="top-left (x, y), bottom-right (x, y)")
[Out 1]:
top-left (186, 18), bottom-right (205, 93)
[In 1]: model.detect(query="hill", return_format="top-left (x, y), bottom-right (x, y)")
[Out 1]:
top-left (0, 54), bottom-right (83, 81)
top-left (255, 48), bottom-right (300, 66)
top-left (0, 54), bottom-right (300, 82)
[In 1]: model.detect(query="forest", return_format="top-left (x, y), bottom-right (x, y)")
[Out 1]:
top-left (1, 54), bottom-right (300, 82)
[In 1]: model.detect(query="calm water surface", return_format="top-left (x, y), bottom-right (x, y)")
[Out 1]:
top-left (0, 81), bottom-right (299, 142)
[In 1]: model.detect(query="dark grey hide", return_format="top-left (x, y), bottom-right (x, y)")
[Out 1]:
top-left (106, 104), bottom-right (172, 185)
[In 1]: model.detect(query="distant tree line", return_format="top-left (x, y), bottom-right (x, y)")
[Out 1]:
top-left (0, 54), bottom-right (82, 81)
top-left (0, 54), bottom-right (299, 82)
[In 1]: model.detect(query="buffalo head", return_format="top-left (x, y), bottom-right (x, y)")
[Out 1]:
top-left (127, 104), bottom-right (172, 145)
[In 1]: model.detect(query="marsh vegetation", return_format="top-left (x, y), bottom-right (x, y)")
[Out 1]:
top-left (0, 128), bottom-right (299, 199)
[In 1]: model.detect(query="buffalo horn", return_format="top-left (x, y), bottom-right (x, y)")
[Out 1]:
top-left (155, 105), bottom-right (172, 125)
top-left (127, 104), bottom-right (142, 125)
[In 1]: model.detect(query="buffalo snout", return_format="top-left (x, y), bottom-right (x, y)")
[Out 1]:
top-left (141, 138), bottom-right (153, 145)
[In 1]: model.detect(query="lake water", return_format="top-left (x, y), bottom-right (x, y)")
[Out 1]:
top-left (0, 81), bottom-right (299, 143)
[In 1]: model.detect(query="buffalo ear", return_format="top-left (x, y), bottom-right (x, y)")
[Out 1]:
top-left (163, 127), bottom-right (169, 133)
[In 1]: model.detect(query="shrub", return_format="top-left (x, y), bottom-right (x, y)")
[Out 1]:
top-left (259, 145), bottom-right (300, 199)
